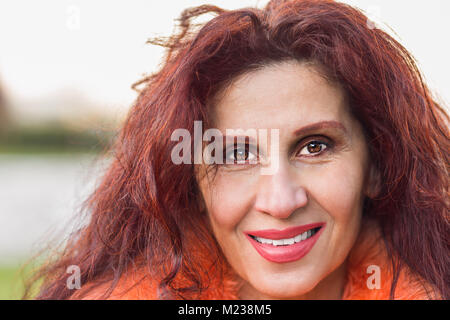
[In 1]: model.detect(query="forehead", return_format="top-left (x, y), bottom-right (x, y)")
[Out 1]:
top-left (211, 61), bottom-right (351, 132)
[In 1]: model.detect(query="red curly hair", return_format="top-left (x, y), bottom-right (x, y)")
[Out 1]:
top-left (25, 0), bottom-right (449, 299)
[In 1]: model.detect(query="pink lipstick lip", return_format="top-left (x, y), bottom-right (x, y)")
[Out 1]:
top-left (244, 222), bottom-right (325, 240)
top-left (244, 222), bottom-right (326, 264)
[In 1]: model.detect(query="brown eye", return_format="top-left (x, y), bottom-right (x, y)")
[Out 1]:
top-left (298, 141), bottom-right (328, 156)
top-left (234, 148), bottom-right (248, 161)
top-left (225, 144), bottom-right (257, 164)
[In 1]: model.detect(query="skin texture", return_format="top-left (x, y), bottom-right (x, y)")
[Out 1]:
top-left (196, 60), bottom-right (378, 300)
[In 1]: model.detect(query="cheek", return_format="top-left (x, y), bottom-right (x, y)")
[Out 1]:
top-left (201, 171), bottom-right (258, 232)
top-left (300, 156), bottom-right (367, 268)
top-left (305, 158), bottom-right (366, 222)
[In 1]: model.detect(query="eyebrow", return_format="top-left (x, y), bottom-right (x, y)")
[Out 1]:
top-left (293, 120), bottom-right (348, 136)
top-left (217, 120), bottom-right (347, 145)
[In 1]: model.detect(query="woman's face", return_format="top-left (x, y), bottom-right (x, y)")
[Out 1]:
top-left (196, 60), bottom-right (374, 299)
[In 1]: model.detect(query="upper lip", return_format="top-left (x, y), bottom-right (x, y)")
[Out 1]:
top-left (244, 222), bottom-right (325, 240)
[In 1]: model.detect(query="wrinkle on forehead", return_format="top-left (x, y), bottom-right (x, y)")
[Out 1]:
top-left (210, 60), bottom-right (351, 135)
top-left (207, 59), bottom-right (342, 124)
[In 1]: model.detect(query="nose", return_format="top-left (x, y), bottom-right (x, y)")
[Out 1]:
top-left (253, 165), bottom-right (308, 219)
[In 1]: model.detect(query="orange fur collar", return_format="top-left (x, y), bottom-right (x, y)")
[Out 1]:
top-left (73, 220), bottom-right (436, 300)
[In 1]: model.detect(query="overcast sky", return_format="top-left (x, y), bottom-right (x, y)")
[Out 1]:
top-left (0, 0), bottom-right (448, 121)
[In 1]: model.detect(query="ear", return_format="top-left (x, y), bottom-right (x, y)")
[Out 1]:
top-left (364, 162), bottom-right (382, 199)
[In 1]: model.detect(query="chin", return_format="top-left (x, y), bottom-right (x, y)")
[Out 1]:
top-left (248, 272), bottom-right (320, 299)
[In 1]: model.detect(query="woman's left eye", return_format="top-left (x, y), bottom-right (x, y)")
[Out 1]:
top-left (297, 141), bottom-right (329, 156)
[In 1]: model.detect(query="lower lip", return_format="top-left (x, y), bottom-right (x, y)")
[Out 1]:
top-left (245, 226), bottom-right (325, 263)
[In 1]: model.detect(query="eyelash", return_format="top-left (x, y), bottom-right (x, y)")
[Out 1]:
top-left (224, 145), bottom-right (258, 164)
top-left (296, 138), bottom-right (331, 157)
top-left (223, 136), bottom-right (333, 165)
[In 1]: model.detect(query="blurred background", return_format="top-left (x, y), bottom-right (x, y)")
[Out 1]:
top-left (0, 0), bottom-right (448, 299)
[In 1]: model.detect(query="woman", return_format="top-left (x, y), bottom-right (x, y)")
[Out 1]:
top-left (26, 0), bottom-right (449, 299)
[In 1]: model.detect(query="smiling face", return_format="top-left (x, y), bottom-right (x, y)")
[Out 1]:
top-left (196, 60), bottom-right (374, 299)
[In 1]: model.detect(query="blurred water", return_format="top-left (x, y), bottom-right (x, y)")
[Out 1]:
top-left (0, 154), bottom-right (109, 265)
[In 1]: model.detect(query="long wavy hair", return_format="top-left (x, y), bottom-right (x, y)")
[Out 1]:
top-left (24, 0), bottom-right (449, 299)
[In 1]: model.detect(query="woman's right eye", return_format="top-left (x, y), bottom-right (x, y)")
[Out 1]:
top-left (224, 145), bottom-right (257, 164)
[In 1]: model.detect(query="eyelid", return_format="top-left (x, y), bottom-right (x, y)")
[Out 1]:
top-left (224, 143), bottom-right (258, 163)
top-left (225, 142), bottom-right (257, 153)
top-left (220, 135), bottom-right (335, 166)
top-left (295, 136), bottom-right (333, 157)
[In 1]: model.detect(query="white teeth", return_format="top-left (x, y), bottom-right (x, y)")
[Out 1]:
top-left (256, 237), bottom-right (272, 244)
top-left (272, 239), bottom-right (284, 246)
top-left (253, 229), bottom-right (318, 246)
top-left (284, 238), bottom-right (295, 245)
